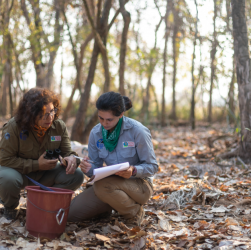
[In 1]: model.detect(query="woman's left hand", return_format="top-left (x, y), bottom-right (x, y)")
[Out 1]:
top-left (64, 155), bottom-right (77, 174)
top-left (115, 166), bottom-right (134, 179)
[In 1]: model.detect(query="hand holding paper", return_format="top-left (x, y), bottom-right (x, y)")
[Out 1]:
top-left (115, 166), bottom-right (134, 179)
top-left (88, 162), bottom-right (130, 184)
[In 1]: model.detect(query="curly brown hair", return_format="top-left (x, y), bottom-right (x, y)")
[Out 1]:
top-left (15, 88), bottom-right (61, 130)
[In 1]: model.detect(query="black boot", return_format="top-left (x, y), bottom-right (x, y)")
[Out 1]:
top-left (3, 207), bottom-right (17, 220)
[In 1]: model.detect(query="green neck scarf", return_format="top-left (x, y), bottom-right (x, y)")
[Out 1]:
top-left (102, 118), bottom-right (123, 152)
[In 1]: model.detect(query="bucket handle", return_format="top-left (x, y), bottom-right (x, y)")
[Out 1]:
top-left (56, 208), bottom-right (65, 225)
top-left (27, 197), bottom-right (71, 225)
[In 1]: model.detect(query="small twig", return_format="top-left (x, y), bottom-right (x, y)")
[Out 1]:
top-left (237, 156), bottom-right (248, 169)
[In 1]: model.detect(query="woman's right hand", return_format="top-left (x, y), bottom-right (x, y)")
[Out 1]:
top-left (79, 157), bottom-right (92, 173)
top-left (38, 151), bottom-right (58, 170)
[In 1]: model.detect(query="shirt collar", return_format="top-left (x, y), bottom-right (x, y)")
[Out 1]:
top-left (95, 116), bottom-right (133, 136)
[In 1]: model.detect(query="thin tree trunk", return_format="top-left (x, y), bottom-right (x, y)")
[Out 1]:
top-left (81, 5), bottom-right (111, 143)
top-left (171, 25), bottom-right (177, 121)
top-left (141, 15), bottom-right (163, 123)
top-left (79, 46), bottom-right (111, 143)
top-left (119, 0), bottom-right (131, 95)
top-left (231, 0), bottom-right (250, 158)
top-left (143, 75), bottom-right (152, 123)
top-left (46, 0), bottom-right (62, 89)
top-left (190, 0), bottom-right (198, 130)
top-left (2, 0), bottom-right (13, 116)
top-left (81, 53), bottom-right (111, 144)
top-left (161, 0), bottom-right (169, 127)
top-left (228, 55), bottom-right (236, 123)
top-left (60, 48), bottom-right (63, 105)
top-left (71, 41), bottom-right (100, 141)
top-left (208, 0), bottom-right (217, 123)
top-left (151, 84), bottom-right (160, 121)
top-left (62, 32), bottom-right (94, 122)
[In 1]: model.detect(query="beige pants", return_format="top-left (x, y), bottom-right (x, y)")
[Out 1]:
top-left (67, 176), bottom-right (153, 222)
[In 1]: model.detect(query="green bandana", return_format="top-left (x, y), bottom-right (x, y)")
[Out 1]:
top-left (102, 118), bottom-right (123, 152)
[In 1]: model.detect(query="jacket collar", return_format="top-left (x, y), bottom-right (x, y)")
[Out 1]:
top-left (51, 120), bottom-right (56, 129)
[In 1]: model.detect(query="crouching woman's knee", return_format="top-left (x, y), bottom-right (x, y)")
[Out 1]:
top-left (0, 167), bottom-right (23, 192)
top-left (93, 178), bottom-right (113, 201)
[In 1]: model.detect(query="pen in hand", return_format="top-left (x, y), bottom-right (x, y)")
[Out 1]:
top-left (73, 155), bottom-right (94, 164)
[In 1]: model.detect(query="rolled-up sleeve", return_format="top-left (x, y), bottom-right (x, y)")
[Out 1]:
top-left (133, 126), bottom-right (158, 178)
top-left (85, 131), bottom-right (103, 178)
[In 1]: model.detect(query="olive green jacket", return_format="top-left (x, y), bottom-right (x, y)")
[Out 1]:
top-left (0, 118), bottom-right (79, 174)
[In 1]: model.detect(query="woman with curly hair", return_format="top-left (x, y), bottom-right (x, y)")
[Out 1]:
top-left (0, 88), bottom-right (83, 220)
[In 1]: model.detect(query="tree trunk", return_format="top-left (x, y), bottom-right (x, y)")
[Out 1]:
top-left (1, 0), bottom-right (13, 116)
top-left (71, 0), bottom-right (112, 142)
top-left (208, 0), bottom-right (217, 123)
top-left (228, 55), bottom-right (236, 123)
top-left (62, 32), bottom-right (94, 122)
top-left (81, 20), bottom-right (111, 143)
top-left (161, 0), bottom-right (169, 127)
top-left (141, 7), bottom-right (163, 124)
top-left (151, 84), bottom-right (160, 121)
top-left (118, 0), bottom-right (130, 96)
top-left (190, 0), bottom-right (198, 130)
top-left (231, 0), bottom-right (251, 158)
top-left (71, 41), bottom-right (100, 141)
top-left (143, 75), bottom-right (152, 123)
top-left (171, 25), bottom-right (177, 121)
top-left (20, 0), bottom-right (62, 89)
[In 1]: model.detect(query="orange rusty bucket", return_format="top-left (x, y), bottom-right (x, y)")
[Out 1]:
top-left (25, 186), bottom-right (74, 239)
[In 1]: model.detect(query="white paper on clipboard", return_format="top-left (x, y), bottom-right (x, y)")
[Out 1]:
top-left (88, 162), bottom-right (130, 184)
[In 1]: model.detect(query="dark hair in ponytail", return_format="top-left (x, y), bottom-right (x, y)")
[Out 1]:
top-left (96, 91), bottom-right (132, 116)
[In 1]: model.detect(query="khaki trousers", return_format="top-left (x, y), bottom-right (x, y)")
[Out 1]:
top-left (0, 163), bottom-right (84, 209)
top-left (94, 176), bottom-right (153, 218)
top-left (67, 176), bottom-right (153, 222)
top-left (67, 186), bottom-right (113, 222)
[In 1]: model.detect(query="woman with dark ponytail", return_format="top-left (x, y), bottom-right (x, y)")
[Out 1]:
top-left (68, 91), bottom-right (158, 226)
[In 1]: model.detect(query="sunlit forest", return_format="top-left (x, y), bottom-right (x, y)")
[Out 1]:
top-left (0, 0), bottom-right (251, 143)
top-left (2, 1), bottom-right (251, 248)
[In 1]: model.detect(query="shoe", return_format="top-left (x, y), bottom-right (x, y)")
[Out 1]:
top-left (3, 207), bottom-right (17, 220)
top-left (125, 206), bottom-right (145, 227)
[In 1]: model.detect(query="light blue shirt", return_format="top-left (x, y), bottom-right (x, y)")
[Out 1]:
top-left (86, 116), bottom-right (158, 183)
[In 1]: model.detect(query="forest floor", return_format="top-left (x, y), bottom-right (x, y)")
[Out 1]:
top-left (1, 121), bottom-right (251, 249)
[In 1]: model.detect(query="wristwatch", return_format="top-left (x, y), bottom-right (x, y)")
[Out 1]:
top-left (132, 166), bottom-right (137, 176)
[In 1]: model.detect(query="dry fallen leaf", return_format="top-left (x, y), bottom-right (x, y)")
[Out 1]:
top-left (96, 234), bottom-right (110, 242)
top-left (225, 217), bottom-right (239, 226)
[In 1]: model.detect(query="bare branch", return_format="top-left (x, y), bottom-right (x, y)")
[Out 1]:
top-left (8, 0), bottom-right (14, 14)
top-left (154, 0), bottom-right (162, 17)
top-left (119, 0), bottom-right (131, 95)
top-left (108, 0), bottom-right (129, 31)
top-left (82, 0), bottom-right (106, 54)
top-left (62, 5), bottom-right (78, 70)
top-left (20, 0), bottom-right (31, 27)
top-left (96, 0), bottom-right (102, 28)
top-left (28, 0), bottom-right (50, 46)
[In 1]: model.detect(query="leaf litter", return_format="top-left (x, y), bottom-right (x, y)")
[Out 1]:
top-left (1, 124), bottom-right (251, 249)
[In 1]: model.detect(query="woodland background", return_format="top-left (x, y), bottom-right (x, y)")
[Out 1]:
top-left (0, 0), bottom-right (251, 148)
top-left (1, 1), bottom-right (251, 249)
